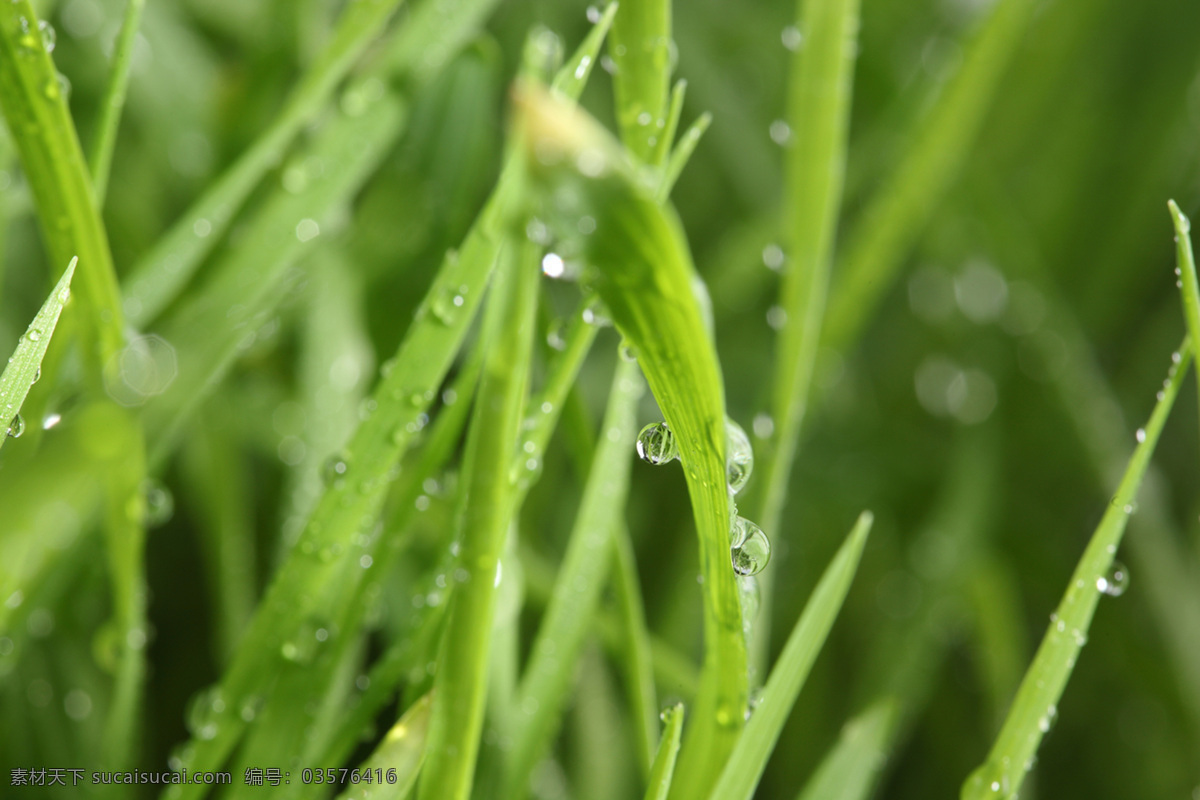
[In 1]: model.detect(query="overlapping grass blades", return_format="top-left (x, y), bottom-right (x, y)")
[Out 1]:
top-left (515, 82), bottom-right (746, 800)
top-left (708, 512), bottom-right (873, 800)
top-left (0, 2), bottom-right (123, 379)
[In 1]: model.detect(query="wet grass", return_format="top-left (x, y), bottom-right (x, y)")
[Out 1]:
top-left (1, 0), bottom-right (1199, 799)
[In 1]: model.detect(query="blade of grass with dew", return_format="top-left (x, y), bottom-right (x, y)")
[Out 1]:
top-left (822, 0), bottom-right (1035, 353)
top-left (609, 0), bottom-right (672, 162)
top-left (960, 339), bottom-right (1193, 800)
top-left (751, 0), bottom-right (861, 677)
top-left (708, 511), bottom-right (873, 800)
top-left (1168, 201), bottom-right (1200, 438)
top-left (336, 694), bottom-right (433, 800)
top-left (658, 112), bottom-right (712, 203)
top-left (0, 258), bottom-right (74, 454)
top-left (88, 0), bottom-right (145, 205)
top-left (120, 0), bottom-right (407, 327)
top-left (515, 84), bottom-right (747, 800)
top-left (794, 699), bottom-right (896, 800)
top-left (551, 2), bottom-right (618, 101)
top-left (644, 703), bottom-right (684, 800)
top-left (0, 3), bottom-right (124, 380)
top-left (168, 39), bottom-right (613, 793)
top-left (141, 94), bottom-right (406, 464)
top-left (418, 237), bottom-right (539, 800)
top-left (504, 356), bottom-right (643, 799)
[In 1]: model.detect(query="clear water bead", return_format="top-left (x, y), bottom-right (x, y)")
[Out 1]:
top-left (6, 413), bottom-right (25, 439)
top-left (726, 418), bottom-right (754, 494)
top-left (730, 516), bottom-right (771, 576)
top-left (636, 422), bottom-right (678, 465)
top-left (1096, 561), bottom-right (1129, 597)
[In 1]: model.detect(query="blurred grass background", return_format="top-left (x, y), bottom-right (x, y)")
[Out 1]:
top-left (1, 0), bottom-right (1199, 797)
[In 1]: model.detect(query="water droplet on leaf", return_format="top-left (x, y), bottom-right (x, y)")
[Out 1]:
top-left (7, 413), bottom-right (25, 439)
top-left (730, 516), bottom-right (771, 576)
top-left (636, 422), bottom-right (678, 465)
top-left (726, 418), bottom-right (754, 494)
top-left (1097, 561), bottom-right (1129, 597)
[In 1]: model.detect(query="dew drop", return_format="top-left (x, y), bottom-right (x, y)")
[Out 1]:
top-left (1135, 427), bottom-right (1146, 443)
top-left (185, 685), bottom-right (226, 741)
top-left (769, 120), bottom-right (792, 146)
top-left (7, 413), bottom-right (25, 439)
top-left (781, 25), bottom-right (803, 51)
top-left (726, 418), bottom-right (754, 494)
top-left (619, 340), bottom-right (638, 362)
top-left (586, 5), bottom-right (602, 23)
top-left (636, 422), bottom-right (678, 465)
top-left (322, 454), bottom-right (350, 486)
top-left (1096, 561), bottom-right (1129, 597)
top-left (143, 479), bottom-right (175, 528)
top-left (38, 20), bottom-right (55, 52)
top-left (27, 328), bottom-right (42, 343)
top-left (730, 516), bottom-right (771, 576)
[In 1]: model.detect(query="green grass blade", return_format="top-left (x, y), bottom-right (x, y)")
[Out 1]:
top-left (750, 0), bottom-right (862, 679)
top-left (120, 0), bottom-right (407, 327)
top-left (822, 0), bottom-right (1035, 353)
top-left (961, 339), bottom-right (1193, 800)
top-left (708, 511), bottom-right (874, 800)
top-left (658, 112), bottom-right (711, 202)
top-left (551, 2), bottom-right (618, 100)
top-left (650, 79), bottom-right (687, 170)
top-left (611, 522), bottom-right (660, 778)
top-left (98, 420), bottom-right (148, 771)
top-left (643, 703), bottom-right (684, 800)
top-left (418, 237), bottom-right (539, 800)
top-left (88, 0), bottom-right (145, 205)
top-left (0, 258), bottom-right (74, 454)
top-left (609, 0), bottom-right (672, 162)
top-left (505, 357), bottom-right (642, 799)
top-left (759, 0), bottom-right (861, 563)
top-left (1168, 201), bottom-right (1200, 441)
top-left (794, 700), bottom-right (896, 800)
top-left (336, 694), bottom-right (433, 800)
top-left (141, 94), bottom-right (406, 463)
top-left (0, 3), bottom-right (124, 377)
top-left (515, 84), bottom-right (746, 800)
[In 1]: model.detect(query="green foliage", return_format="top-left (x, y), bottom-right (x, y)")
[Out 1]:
top-left (2, 0), bottom-right (1199, 798)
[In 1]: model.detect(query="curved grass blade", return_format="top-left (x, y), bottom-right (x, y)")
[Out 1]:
top-left (88, 0), bottom-right (145, 205)
top-left (611, 520), bottom-right (660, 778)
top-left (822, 0), bottom-right (1035, 353)
top-left (644, 702), bottom-right (684, 800)
top-left (650, 79), bottom-right (687, 170)
top-left (0, 258), bottom-right (74, 455)
top-left (336, 693), bottom-right (433, 800)
top-left (418, 237), bottom-right (539, 800)
top-left (0, 3), bottom-right (124, 377)
top-left (121, 0), bottom-right (408, 327)
top-left (514, 83), bottom-right (746, 800)
top-left (1168, 201), bottom-right (1200, 439)
top-left (794, 699), bottom-right (896, 800)
top-left (504, 357), bottom-right (642, 799)
top-left (708, 511), bottom-right (873, 800)
top-left (961, 340), bottom-right (1192, 799)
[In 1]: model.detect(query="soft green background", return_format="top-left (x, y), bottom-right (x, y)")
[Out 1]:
top-left (1, 0), bottom-right (1198, 798)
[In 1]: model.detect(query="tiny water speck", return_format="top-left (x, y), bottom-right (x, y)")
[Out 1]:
top-left (1096, 561), bottom-right (1129, 597)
